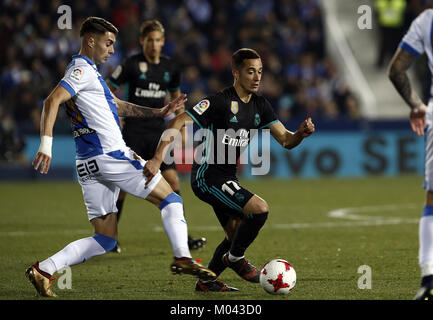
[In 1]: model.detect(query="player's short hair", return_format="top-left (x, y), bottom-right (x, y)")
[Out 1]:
top-left (79, 17), bottom-right (118, 37)
top-left (140, 20), bottom-right (165, 37)
top-left (232, 48), bottom-right (261, 70)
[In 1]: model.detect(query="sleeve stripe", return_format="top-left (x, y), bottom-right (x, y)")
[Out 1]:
top-left (399, 41), bottom-right (421, 56)
top-left (185, 110), bottom-right (204, 129)
top-left (259, 119), bottom-right (279, 129)
top-left (59, 80), bottom-right (76, 97)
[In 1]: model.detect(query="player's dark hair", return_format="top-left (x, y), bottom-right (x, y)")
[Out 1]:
top-left (79, 17), bottom-right (118, 37)
top-left (232, 48), bottom-right (261, 70)
top-left (140, 20), bottom-right (165, 37)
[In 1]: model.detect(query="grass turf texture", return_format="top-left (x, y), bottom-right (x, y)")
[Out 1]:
top-left (0, 175), bottom-right (423, 300)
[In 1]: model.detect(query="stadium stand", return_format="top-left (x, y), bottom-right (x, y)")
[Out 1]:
top-left (0, 0), bottom-right (390, 165)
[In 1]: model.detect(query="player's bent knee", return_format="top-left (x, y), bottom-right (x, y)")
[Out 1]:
top-left (159, 192), bottom-right (183, 210)
top-left (252, 199), bottom-right (269, 214)
top-left (93, 233), bottom-right (117, 252)
top-left (258, 200), bottom-right (269, 213)
top-left (243, 196), bottom-right (268, 214)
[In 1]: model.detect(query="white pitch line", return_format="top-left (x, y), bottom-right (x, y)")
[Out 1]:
top-left (328, 204), bottom-right (419, 220)
top-left (5, 203), bottom-right (419, 237)
top-left (270, 218), bottom-right (419, 230)
top-left (153, 204), bottom-right (421, 232)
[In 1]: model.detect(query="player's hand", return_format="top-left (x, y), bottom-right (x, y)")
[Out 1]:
top-left (32, 135), bottom-right (53, 174)
top-left (155, 93), bottom-right (187, 118)
top-left (298, 117), bottom-right (315, 138)
top-left (410, 104), bottom-right (427, 136)
top-left (32, 152), bottom-right (51, 174)
top-left (143, 158), bottom-right (162, 186)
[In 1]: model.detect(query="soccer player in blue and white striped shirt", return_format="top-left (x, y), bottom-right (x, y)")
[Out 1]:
top-left (389, 8), bottom-right (433, 300)
top-left (26, 17), bottom-right (215, 297)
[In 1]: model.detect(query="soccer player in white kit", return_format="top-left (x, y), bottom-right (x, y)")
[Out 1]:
top-left (388, 9), bottom-right (433, 300)
top-left (25, 17), bottom-right (215, 297)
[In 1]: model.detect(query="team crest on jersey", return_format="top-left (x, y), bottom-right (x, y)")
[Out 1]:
top-left (70, 67), bottom-right (83, 81)
top-left (231, 101), bottom-right (239, 114)
top-left (193, 99), bottom-right (210, 115)
top-left (139, 62), bottom-right (148, 73)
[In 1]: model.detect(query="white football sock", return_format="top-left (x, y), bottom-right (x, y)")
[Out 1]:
top-left (228, 252), bottom-right (244, 262)
top-left (161, 202), bottom-right (191, 259)
top-left (39, 236), bottom-right (107, 275)
top-left (419, 215), bottom-right (433, 276)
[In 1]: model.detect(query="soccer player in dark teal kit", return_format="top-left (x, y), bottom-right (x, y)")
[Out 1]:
top-left (107, 20), bottom-right (205, 252)
top-left (144, 48), bottom-right (315, 291)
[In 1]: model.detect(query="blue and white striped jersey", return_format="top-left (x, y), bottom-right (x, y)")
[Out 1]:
top-left (400, 9), bottom-right (433, 101)
top-left (59, 55), bottom-right (126, 159)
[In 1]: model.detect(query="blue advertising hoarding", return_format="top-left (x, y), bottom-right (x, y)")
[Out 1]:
top-left (242, 130), bottom-right (424, 178)
top-left (21, 130), bottom-right (424, 180)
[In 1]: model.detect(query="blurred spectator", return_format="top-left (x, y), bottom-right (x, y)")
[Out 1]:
top-left (0, 0), bottom-right (362, 162)
top-left (186, 0), bottom-right (212, 26)
top-left (0, 104), bottom-right (26, 164)
top-left (375, 0), bottom-right (406, 68)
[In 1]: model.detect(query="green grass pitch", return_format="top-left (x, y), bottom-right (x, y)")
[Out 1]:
top-left (0, 175), bottom-right (424, 300)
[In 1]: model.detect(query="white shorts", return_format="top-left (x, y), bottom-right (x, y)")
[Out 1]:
top-left (76, 148), bottom-right (162, 220)
top-left (425, 102), bottom-right (433, 191)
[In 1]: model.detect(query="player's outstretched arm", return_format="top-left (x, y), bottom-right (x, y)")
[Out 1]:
top-left (143, 112), bottom-right (193, 183)
top-left (170, 90), bottom-right (186, 116)
top-left (32, 85), bottom-right (71, 174)
top-left (388, 47), bottom-right (427, 136)
top-left (269, 118), bottom-right (315, 150)
top-left (170, 90), bottom-right (187, 147)
top-left (114, 93), bottom-right (187, 118)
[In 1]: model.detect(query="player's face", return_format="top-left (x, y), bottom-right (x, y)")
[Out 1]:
top-left (236, 58), bottom-right (263, 93)
top-left (92, 32), bottom-right (116, 64)
top-left (141, 30), bottom-right (165, 60)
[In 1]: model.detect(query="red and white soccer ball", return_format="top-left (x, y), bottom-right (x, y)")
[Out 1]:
top-left (260, 259), bottom-right (296, 295)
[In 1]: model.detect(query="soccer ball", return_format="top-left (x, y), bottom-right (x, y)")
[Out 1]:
top-left (260, 259), bottom-right (296, 295)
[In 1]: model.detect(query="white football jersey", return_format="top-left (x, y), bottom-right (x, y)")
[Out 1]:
top-left (59, 54), bottom-right (126, 159)
top-left (400, 9), bottom-right (433, 101)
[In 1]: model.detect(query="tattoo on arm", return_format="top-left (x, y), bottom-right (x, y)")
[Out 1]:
top-left (116, 100), bottom-right (157, 118)
top-left (388, 48), bottom-right (423, 109)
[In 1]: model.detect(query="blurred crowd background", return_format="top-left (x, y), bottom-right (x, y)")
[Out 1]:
top-left (0, 0), bottom-right (431, 164)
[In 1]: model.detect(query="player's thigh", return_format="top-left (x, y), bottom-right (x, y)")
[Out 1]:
top-left (161, 168), bottom-right (180, 191)
top-left (77, 177), bottom-right (120, 222)
top-left (92, 149), bottom-right (164, 204)
top-left (105, 149), bottom-right (177, 208)
top-left (213, 178), bottom-right (255, 214)
top-left (212, 178), bottom-right (268, 215)
top-left (192, 176), bottom-right (253, 218)
top-left (146, 177), bottom-right (174, 207)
